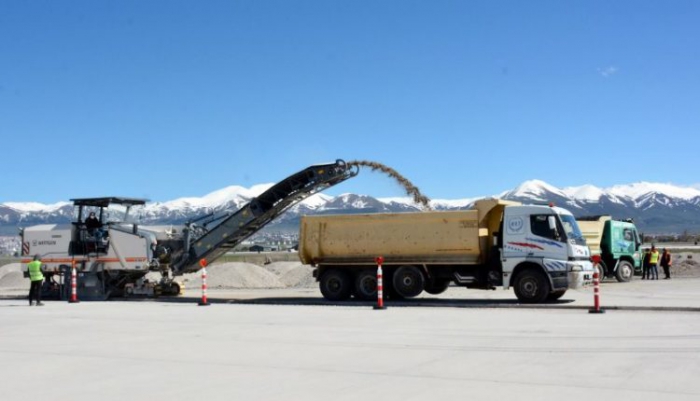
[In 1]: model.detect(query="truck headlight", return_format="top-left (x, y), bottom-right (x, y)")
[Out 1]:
top-left (570, 264), bottom-right (583, 272)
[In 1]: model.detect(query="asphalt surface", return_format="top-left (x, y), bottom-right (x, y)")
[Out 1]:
top-left (1, 278), bottom-right (699, 401)
top-left (157, 276), bottom-right (700, 311)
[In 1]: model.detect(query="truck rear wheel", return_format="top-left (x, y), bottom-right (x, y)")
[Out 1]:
top-left (615, 261), bottom-right (633, 282)
top-left (513, 268), bottom-right (550, 304)
top-left (392, 265), bottom-right (425, 298)
top-left (320, 269), bottom-right (352, 301)
top-left (424, 279), bottom-right (450, 295)
top-left (354, 270), bottom-right (378, 301)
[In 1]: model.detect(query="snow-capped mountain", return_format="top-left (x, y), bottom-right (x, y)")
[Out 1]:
top-left (498, 180), bottom-right (700, 233)
top-left (2, 180), bottom-right (700, 235)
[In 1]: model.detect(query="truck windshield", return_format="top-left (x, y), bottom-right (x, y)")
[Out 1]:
top-left (559, 214), bottom-right (586, 246)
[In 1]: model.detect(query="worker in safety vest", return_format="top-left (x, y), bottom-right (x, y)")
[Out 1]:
top-left (27, 254), bottom-right (44, 306)
top-left (641, 248), bottom-right (650, 279)
top-left (648, 245), bottom-right (660, 280)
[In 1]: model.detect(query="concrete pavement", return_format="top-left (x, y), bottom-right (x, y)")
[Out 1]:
top-left (171, 277), bottom-right (700, 311)
top-left (1, 279), bottom-right (699, 401)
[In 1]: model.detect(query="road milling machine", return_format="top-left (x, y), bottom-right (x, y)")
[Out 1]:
top-left (20, 160), bottom-right (358, 300)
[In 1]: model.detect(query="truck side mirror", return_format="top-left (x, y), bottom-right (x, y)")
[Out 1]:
top-left (548, 216), bottom-right (561, 240)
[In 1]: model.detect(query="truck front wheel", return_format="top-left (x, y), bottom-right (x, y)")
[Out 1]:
top-left (392, 265), bottom-right (425, 298)
top-left (615, 261), bottom-right (633, 282)
top-left (546, 289), bottom-right (567, 302)
top-left (594, 262), bottom-right (607, 282)
top-left (513, 268), bottom-right (550, 304)
top-left (319, 269), bottom-right (352, 301)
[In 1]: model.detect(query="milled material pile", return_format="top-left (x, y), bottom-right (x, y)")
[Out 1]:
top-left (672, 255), bottom-right (700, 277)
top-left (0, 261), bottom-right (317, 291)
top-left (0, 263), bottom-right (27, 290)
top-left (176, 262), bottom-right (316, 289)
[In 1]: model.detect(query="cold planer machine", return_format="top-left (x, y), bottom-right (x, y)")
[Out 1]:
top-left (20, 160), bottom-right (358, 300)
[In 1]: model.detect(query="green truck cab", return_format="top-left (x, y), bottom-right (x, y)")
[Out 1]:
top-left (577, 216), bottom-right (642, 282)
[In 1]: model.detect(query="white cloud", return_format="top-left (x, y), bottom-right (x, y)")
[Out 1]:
top-left (597, 66), bottom-right (618, 78)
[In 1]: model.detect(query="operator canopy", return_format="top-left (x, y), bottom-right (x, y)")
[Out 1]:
top-left (69, 197), bottom-right (149, 207)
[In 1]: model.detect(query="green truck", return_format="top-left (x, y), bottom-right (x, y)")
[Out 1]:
top-left (577, 216), bottom-right (642, 282)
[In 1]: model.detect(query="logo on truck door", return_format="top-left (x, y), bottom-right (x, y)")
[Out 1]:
top-left (506, 217), bottom-right (524, 234)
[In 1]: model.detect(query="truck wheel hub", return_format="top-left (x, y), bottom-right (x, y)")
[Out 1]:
top-left (328, 279), bottom-right (341, 291)
top-left (521, 280), bottom-right (537, 295)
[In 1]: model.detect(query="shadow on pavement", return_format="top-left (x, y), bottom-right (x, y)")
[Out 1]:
top-left (111, 295), bottom-right (577, 309)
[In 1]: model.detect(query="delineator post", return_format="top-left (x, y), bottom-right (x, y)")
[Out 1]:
top-left (588, 269), bottom-right (605, 314)
top-left (373, 256), bottom-right (386, 310)
top-left (198, 258), bottom-right (211, 306)
top-left (68, 260), bottom-right (79, 304)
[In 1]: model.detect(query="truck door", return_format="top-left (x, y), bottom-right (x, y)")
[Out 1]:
top-left (503, 211), bottom-right (566, 261)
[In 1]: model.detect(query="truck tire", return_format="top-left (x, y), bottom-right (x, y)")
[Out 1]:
top-left (168, 282), bottom-right (181, 296)
top-left (513, 268), bottom-right (550, 304)
top-left (392, 265), bottom-right (425, 298)
top-left (354, 269), bottom-right (378, 301)
top-left (546, 290), bottom-right (567, 302)
top-left (424, 279), bottom-right (450, 295)
top-left (383, 270), bottom-right (402, 299)
top-left (615, 261), bottom-right (634, 283)
top-left (594, 262), bottom-right (606, 282)
top-left (320, 269), bottom-right (352, 301)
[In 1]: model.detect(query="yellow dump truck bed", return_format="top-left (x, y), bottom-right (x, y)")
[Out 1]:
top-left (577, 216), bottom-right (610, 254)
top-left (299, 210), bottom-right (490, 266)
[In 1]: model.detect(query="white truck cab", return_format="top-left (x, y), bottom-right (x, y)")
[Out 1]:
top-left (501, 204), bottom-right (593, 300)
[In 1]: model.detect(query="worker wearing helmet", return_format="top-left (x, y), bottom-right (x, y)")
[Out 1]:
top-left (27, 254), bottom-right (45, 306)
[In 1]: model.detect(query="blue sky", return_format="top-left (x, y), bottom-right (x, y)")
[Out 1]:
top-left (2, 0), bottom-right (699, 203)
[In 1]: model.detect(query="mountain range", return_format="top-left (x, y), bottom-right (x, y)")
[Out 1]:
top-left (2, 180), bottom-right (700, 235)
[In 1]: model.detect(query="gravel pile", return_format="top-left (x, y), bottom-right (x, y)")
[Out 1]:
top-left (177, 262), bottom-right (316, 289)
top-left (0, 263), bottom-right (28, 289)
top-left (178, 262), bottom-right (285, 289)
top-left (0, 261), bottom-right (317, 291)
top-left (273, 264), bottom-right (316, 288)
top-left (672, 255), bottom-right (700, 277)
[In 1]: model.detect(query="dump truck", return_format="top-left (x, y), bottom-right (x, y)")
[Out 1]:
top-left (577, 216), bottom-right (641, 282)
top-left (19, 160), bottom-right (358, 300)
top-left (299, 199), bottom-right (594, 303)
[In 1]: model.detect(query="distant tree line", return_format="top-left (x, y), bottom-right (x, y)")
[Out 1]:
top-left (642, 230), bottom-right (699, 244)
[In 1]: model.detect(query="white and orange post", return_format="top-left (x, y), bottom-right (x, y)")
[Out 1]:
top-left (198, 258), bottom-right (211, 306)
top-left (69, 259), bottom-right (79, 304)
top-left (589, 255), bottom-right (605, 314)
top-left (373, 256), bottom-right (387, 310)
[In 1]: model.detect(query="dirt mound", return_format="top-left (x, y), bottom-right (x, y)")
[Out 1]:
top-left (0, 263), bottom-right (28, 289)
top-left (261, 262), bottom-right (316, 288)
top-left (179, 263), bottom-right (285, 289)
top-left (174, 262), bottom-right (316, 289)
top-left (263, 261), bottom-right (303, 276)
top-left (0, 272), bottom-right (28, 289)
top-left (279, 265), bottom-right (316, 288)
top-left (672, 256), bottom-right (700, 277)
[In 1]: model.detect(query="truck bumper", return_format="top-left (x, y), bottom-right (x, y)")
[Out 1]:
top-left (567, 261), bottom-right (594, 290)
